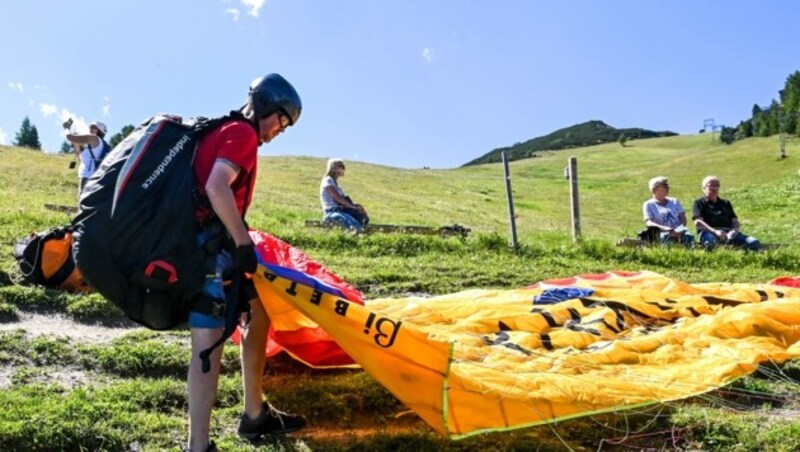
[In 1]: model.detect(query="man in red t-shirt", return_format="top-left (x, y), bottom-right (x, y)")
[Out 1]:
top-left (186, 74), bottom-right (304, 452)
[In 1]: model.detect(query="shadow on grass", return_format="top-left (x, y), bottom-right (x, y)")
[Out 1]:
top-left (0, 270), bottom-right (11, 286)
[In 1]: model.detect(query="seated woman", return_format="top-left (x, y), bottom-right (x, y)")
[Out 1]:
top-left (319, 158), bottom-right (369, 231)
top-left (642, 176), bottom-right (693, 247)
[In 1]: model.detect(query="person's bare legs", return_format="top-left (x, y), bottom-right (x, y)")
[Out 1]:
top-left (188, 327), bottom-right (224, 451)
top-left (241, 297), bottom-right (269, 420)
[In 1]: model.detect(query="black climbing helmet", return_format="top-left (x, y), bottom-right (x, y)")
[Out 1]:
top-left (249, 74), bottom-right (302, 126)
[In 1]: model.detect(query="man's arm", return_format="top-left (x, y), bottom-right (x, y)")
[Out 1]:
top-left (693, 216), bottom-right (714, 232)
top-left (691, 199), bottom-right (717, 232)
top-left (694, 217), bottom-right (727, 239)
top-left (205, 160), bottom-right (251, 247)
top-left (728, 201), bottom-right (740, 231)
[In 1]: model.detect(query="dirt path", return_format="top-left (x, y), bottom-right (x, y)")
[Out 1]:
top-left (0, 313), bottom-right (138, 389)
top-left (0, 312), bottom-right (138, 343)
top-left (0, 312), bottom-right (432, 443)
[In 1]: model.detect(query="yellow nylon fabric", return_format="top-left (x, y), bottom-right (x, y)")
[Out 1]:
top-left (253, 270), bottom-right (800, 438)
top-left (252, 270), bottom-right (451, 431)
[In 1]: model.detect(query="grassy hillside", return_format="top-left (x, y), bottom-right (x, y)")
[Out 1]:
top-left (1, 133), bottom-right (796, 246)
top-left (1, 134), bottom-right (799, 290)
top-left (0, 134), bottom-right (799, 450)
top-left (462, 120), bottom-right (677, 166)
top-left (256, 133), bottom-right (798, 245)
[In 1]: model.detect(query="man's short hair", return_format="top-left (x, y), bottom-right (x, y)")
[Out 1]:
top-left (702, 175), bottom-right (719, 188)
top-left (648, 176), bottom-right (669, 192)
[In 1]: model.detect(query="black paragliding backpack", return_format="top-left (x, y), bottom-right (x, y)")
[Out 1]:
top-left (71, 112), bottom-right (253, 371)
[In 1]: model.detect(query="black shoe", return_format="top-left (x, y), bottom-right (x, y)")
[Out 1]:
top-left (182, 440), bottom-right (216, 452)
top-left (238, 403), bottom-right (307, 439)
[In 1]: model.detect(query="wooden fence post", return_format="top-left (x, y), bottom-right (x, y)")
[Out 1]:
top-left (502, 152), bottom-right (519, 251)
top-left (568, 157), bottom-right (581, 242)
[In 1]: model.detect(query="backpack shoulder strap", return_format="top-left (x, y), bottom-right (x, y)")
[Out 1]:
top-left (99, 139), bottom-right (110, 159)
top-left (85, 138), bottom-right (107, 167)
top-left (191, 111), bottom-right (258, 218)
top-left (219, 111), bottom-right (257, 217)
top-left (198, 272), bottom-right (247, 373)
top-left (193, 110), bottom-right (254, 134)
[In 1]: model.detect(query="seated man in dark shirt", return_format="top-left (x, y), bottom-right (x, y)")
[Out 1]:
top-left (691, 175), bottom-right (761, 251)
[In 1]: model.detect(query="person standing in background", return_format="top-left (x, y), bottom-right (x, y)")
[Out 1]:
top-left (63, 118), bottom-right (110, 194)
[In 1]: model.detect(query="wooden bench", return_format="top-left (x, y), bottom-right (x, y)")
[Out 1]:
top-left (305, 220), bottom-right (471, 238)
top-left (615, 236), bottom-right (783, 251)
top-left (615, 237), bottom-right (650, 247)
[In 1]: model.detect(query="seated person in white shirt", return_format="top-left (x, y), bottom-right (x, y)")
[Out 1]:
top-left (319, 158), bottom-right (369, 231)
top-left (642, 176), bottom-right (693, 247)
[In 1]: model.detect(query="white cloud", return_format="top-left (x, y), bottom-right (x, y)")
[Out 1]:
top-left (40, 103), bottom-right (58, 117)
top-left (39, 102), bottom-right (90, 133)
top-left (7, 81), bottom-right (24, 93)
top-left (0, 129), bottom-right (7, 145)
top-left (422, 47), bottom-right (435, 63)
top-left (241, 0), bottom-right (264, 17)
top-left (28, 99), bottom-right (35, 107)
top-left (225, 7), bottom-right (241, 21)
top-left (103, 104), bottom-right (111, 116)
top-left (223, 0), bottom-right (263, 20)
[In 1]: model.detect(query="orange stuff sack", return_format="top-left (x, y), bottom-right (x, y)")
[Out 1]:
top-left (14, 226), bottom-right (92, 293)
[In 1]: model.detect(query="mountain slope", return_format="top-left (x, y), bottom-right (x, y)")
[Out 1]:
top-left (463, 120), bottom-right (677, 166)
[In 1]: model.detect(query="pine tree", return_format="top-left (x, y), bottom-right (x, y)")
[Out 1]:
top-left (719, 126), bottom-right (736, 144)
top-left (734, 120), bottom-right (753, 140)
top-left (766, 99), bottom-right (781, 135)
top-left (108, 124), bottom-right (135, 148)
top-left (13, 116), bottom-right (42, 150)
top-left (29, 124), bottom-right (41, 150)
top-left (60, 140), bottom-right (73, 154)
top-left (780, 71), bottom-right (800, 134)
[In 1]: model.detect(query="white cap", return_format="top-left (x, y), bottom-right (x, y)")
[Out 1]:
top-left (90, 121), bottom-right (108, 135)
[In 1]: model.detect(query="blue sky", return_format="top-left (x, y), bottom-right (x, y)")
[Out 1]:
top-left (2, 1), bottom-right (799, 168)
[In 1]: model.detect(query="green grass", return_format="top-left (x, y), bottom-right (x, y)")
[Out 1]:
top-left (0, 285), bottom-right (129, 324)
top-left (672, 406), bottom-right (800, 451)
top-left (245, 134), bottom-right (800, 243)
top-left (0, 302), bottom-right (18, 322)
top-left (0, 135), bottom-right (799, 449)
top-left (4, 134), bottom-right (797, 247)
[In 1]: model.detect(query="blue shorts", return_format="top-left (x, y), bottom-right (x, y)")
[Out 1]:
top-left (188, 249), bottom-right (233, 329)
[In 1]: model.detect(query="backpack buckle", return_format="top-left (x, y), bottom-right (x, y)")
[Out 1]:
top-left (210, 301), bottom-right (227, 318)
